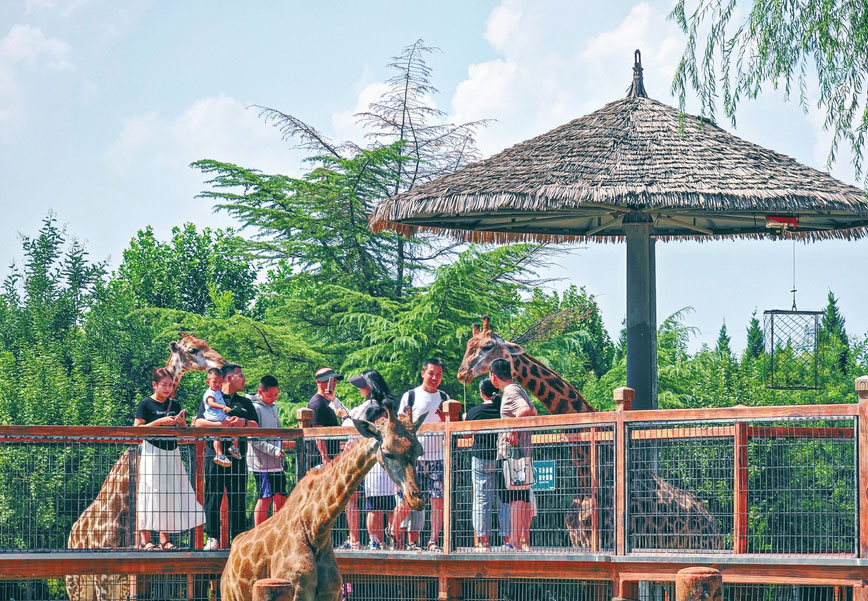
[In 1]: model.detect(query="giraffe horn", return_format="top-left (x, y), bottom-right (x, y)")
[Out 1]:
top-left (481, 315), bottom-right (491, 332)
top-left (472, 323), bottom-right (480, 336)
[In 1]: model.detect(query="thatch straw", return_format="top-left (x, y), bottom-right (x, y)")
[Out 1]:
top-left (369, 94), bottom-right (868, 243)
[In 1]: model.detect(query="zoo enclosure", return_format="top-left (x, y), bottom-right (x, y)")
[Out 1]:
top-left (2, 379), bottom-right (868, 600)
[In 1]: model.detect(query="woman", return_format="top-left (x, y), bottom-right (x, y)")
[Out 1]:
top-left (347, 369), bottom-right (396, 550)
top-left (464, 377), bottom-right (509, 551)
top-left (134, 368), bottom-right (205, 550)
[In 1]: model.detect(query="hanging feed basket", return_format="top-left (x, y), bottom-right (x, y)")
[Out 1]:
top-left (763, 310), bottom-right (823, 390)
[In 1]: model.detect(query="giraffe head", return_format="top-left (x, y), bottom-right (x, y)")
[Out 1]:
top-left (165, 332), bottom-right (225, 377)
top-left (353, 403), bottom-right (427, 511)
top-left (456, 315), bottom-right (524, 384)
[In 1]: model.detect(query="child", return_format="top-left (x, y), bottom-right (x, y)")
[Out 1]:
top-left (202, 367), bottom-right (242, 467)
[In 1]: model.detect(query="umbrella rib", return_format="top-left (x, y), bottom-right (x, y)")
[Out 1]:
top-left (586, 215), bottom-right (624, 236)
top-left (656, 215), bottom-right (713, 235)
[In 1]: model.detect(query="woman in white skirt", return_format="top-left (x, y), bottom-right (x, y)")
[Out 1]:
top-left (134, 368), bottom-right (205, 550)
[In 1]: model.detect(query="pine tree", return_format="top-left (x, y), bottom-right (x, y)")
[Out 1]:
top-left (745, 310), bottom-right (764, 360)
top-left (715, 321), bottom-right (732, 357)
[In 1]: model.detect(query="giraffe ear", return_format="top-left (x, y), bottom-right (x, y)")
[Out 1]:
top-left (170, 341), bottom-right (180, 353)
top-left (412, 411), bottom-right (429, 433)
top-left (472, 323), bottom-right (480, 336)
top-left (352, 418), bottom-right (382, 441)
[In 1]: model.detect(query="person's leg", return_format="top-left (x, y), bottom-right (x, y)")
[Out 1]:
top-left (271, 472), bottom-right (288, 514)
top-left (138, 530), bottom-right (152, 548)
top-left (367, 508), bottom-right (383, 544)
top-left (272, 493), bottom-right (286, 513)
top-left (202, 460), bottom-right (224, 543)
top-left (345, 492), bottom-right (360, 545)
top-left (213, 440), bottom-right (224, 456)
top-left (428, 498), bottom-right (443, 548)
top-left (510, 500), bottom-right (532, 550)
top-left (391, 499), bottom-right (411, 548)
top-left (253, 497), bottom-right (272, 526)
top-left (226, 462), bottom-right (248, 541)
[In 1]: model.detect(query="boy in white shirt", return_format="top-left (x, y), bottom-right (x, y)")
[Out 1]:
top-left (392, 358), bottom-right (449, 551)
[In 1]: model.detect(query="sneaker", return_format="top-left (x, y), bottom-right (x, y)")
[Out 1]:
top-left (213, 455), bottom-right (232, 467)
top-left (406, 541), bottom-right (421, 551)
top-left (228, 446), bottom-right (243, 460)
top-left (338, 539), bottom-right (361, 550)
top-left (368, 540), bottom-right (381, 550)
top-left (203, 538), bottom-right (220, 551)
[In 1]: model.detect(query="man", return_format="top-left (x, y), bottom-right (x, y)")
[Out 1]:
top-left (306, 367), bottom-right (361, 549)
top-left (306, 367), bottom-right (342, 467)
top-left (489, 357), bottom-right (536, 551)
top-left (247, 375), bottom-right (287, 526)
top-left (392, 358), bottom-right (449, 552)
top-left (194, 362), bottom-right (259, 550)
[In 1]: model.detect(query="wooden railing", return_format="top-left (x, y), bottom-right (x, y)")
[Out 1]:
top-left (0, 376), bottom-right (867, 601)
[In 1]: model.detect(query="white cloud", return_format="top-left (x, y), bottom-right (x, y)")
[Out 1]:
top-left (484, 2), bottom-right (523, 52)
top-left (107, 94), bottom-right (293, 176)
top-left (448, 0), bottom-right (685, 158)
top-left (0, 24), bottom-right (74, 71)
top-left (331, 81), bottom-right (390, 147)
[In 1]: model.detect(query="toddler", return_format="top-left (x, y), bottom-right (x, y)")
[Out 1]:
top-left (202, 367), bottom-right (242, 467)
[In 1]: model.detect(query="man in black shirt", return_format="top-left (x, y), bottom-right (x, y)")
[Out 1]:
top-left (194, 362), bottom-right (258, 550)
top-left (306, 367), bottom-right (342, 468)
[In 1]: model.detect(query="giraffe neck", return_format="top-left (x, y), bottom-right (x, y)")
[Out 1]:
top-left (307, 437), bottom-right (379, 545)
top-left (510, 353), bottom-right (596, 415)
top-left (162, 354), bottom-right (186, 397)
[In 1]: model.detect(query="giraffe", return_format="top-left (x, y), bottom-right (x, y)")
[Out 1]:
top-left (456, 316), bottom-right (723, 552)
top-left (65, 333), bottom-right (225, 601)
top-left (220, 405), bottom-right (427, 601)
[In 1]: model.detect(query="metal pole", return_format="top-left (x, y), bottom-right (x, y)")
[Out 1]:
top-left (624, 219), bottom-right (658, 410)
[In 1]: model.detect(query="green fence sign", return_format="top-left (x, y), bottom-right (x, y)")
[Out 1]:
top-left (532, 460), bottom-right (556, 491)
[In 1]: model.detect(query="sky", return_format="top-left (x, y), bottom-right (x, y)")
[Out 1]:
top-left (2, 0), bottom-right (866, 353)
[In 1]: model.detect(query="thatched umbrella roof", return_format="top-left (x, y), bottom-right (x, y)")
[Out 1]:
top-left (370, 60), bottom-right (868, 243)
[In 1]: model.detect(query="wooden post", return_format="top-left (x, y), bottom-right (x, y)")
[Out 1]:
top-left (856, 376), bottom-right (868, 557)
top-left (614, 386), bottom-right (634, 556)
top-left (297, 407), bottom-right (313, 429)
top-left (442, 399), bottom-right (461, 554)
top-left (675, 567), bottom-right (722, 601)
top-left (253, 578), bottom-right (294, 601)
top-left (733, 421), bottom-right (748, 554)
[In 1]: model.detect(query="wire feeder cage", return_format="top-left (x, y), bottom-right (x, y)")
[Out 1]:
top-left (764, 310), bottom-right (823, 390)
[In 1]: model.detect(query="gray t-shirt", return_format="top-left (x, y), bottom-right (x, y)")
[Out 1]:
top-left (497, 383), bottom-right (534, 460)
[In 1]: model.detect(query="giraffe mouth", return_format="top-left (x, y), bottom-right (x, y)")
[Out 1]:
top-left (456, 368), bottom-right (472, 384)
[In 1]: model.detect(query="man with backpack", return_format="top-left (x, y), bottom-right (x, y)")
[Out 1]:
top-left (392, 358), bottom-right (449, 551)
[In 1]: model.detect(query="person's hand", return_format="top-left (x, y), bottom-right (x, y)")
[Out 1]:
top-left (224, 415), bottom-right (241, 427)
top-left (507, 432), bottom-right (519, 446)
top-left (336, 407), bottom-right (349, 419)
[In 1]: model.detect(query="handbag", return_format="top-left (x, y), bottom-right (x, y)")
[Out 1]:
top-left (502, 445), bottom-right (535, 490)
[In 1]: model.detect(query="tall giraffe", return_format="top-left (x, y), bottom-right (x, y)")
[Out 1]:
top-left (456, 316), bottom-right (722, 552)
top-left (65, 333), bottom-right (225, 601)
top-left (220, 405), bottom-right (427, 601)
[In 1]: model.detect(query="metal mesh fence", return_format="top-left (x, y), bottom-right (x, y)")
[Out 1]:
top-left (627, 422), bottom-right (733, 553)
top-left (450, 423), bottom-right (615, 553)
top-left (341, 574), bottom-right (438, 600)
top-left (627, 417), bottom-right (856, 554)
top-left (0, 432), bottom-right (299, 553)
top-left (0, 574), bottom-right (223, 601)
top-left (764, 310), bottom-right (822, 390)
top-left (638, 582), bottom-right (853, 601)
top-left (460, 578), bottom-right (613, 601)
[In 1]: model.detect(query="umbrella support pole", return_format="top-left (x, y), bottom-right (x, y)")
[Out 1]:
top-left (624, 221), bottom-right (658, 410)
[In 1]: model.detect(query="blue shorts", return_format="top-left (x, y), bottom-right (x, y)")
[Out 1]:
top-left (365, 495), bottom-right (396, 512)
top-left (253, 471), bottom-right (287, 499)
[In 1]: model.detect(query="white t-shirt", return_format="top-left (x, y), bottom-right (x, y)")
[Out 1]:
top-left (398, 386), bottom-right (448, 461)
top-left (364, 460), bottom-right (396, 497)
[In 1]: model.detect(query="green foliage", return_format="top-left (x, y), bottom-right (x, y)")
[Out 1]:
top-left (116, 223), bottom-right (257, 315)
top-left (745, 310), bottom-right (764, 360)
top-left (670, 0), bottom-right (868, 178)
